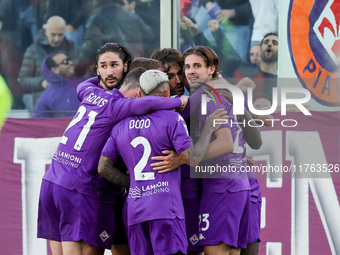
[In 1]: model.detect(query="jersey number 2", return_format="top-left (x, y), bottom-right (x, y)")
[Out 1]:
top-left (131, 136), bottom-right (155, 181)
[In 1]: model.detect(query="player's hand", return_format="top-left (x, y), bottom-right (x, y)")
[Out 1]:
top-left (151, 150), bottom-right (186, 173)
top-left (177, 95), bottom-right (188, 112)
top-left (205, 108), bottom-right (229, 132)
top-left (236, 77), bottom-right (256, 92)
top-left (246, 155), bottom-right (255, 166)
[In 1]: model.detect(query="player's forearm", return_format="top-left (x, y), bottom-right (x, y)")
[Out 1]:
top-left (202, 128), bottom-right (234, 160)
top-left (185, 126), bottom-right (214, 166)
top-left (130, 96), bottom-right (182, 115)
top-left (98, 157), bottom-right (130, 188)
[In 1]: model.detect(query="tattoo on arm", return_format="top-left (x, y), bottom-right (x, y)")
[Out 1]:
top-left (99, 157), bottom-right (130, 188)
top-left (185, 126), bottom-right (213, 166)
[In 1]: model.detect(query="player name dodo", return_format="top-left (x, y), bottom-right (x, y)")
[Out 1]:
top-left (129, 119), bottom-right (151, 129)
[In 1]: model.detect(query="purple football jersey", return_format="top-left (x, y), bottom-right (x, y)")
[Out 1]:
top-left (196, 95), bottom-right (250, 193)
top-left (43, 77), bottom-right (183, 202)
top-left (102, 110), bottom-right (192, 225)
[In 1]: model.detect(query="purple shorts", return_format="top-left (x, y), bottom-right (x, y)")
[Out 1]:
top-left (183, 197), bottom-right (203, 252)
top-left (199, 190), bottom-right (250, 249)
top-left (128, 218), bottom-right (187, 255)
top-left (247, 201), bottom-right (261, 244)
top-left (37, 180), bottom-right (127, 249)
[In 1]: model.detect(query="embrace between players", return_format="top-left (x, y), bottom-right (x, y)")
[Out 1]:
top-left (38, 42), bottom-right (266, 255)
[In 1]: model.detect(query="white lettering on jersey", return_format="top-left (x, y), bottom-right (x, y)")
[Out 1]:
top-left (129, 119), bottom-right (151, 129)
top-left (85, 93), bottom-right (108, 107)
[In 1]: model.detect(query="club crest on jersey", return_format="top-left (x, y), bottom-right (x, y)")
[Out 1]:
top-left (288, 0), bottom-right (340, 105)
top-left (99, 230), bottom-right (110, 242)
top-left (189, 234), bottom-right (199, 246)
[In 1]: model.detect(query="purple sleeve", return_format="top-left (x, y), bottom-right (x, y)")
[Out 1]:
top-left (181, 97), bottom-right (191, 120)
top-left (181, 85), bottom-right (207, 120)
top-left (109, 96), bottom-right (182, 124)
top-left (127, 96), bottom-right (182, 115)
top-left (101, 135), bottom-right (120, 163)
top-left (168, 113), bottom-right (192, 155)
top-left (77, 76), bottom-right (100, 101)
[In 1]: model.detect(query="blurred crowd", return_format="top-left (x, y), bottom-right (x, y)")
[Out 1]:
top-left (0, 0), bottom-right (278, 116)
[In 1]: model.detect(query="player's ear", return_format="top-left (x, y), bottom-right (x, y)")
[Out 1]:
top-left (208, 65), bottom-right (216, 76)
top-left (162, 89), bottom-right (170, 98)
top-left (136, 88), bottom-right (141, 98)
top-left (123, 62), bottom-right (128, 73)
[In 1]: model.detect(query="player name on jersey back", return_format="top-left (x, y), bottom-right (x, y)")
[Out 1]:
top-left (85, 92), bottom-right (108, 107)
top-left (129, 118), bottom-right (151, 129)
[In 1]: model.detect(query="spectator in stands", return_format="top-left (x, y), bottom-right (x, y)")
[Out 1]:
top-left (121, 0), bottom-right (154, 57)
top-left (32, 51), bottom-right (84, 118)
top-left (179, 14), bottom-right (239, 76)
top-left (205, 0), bottom-right (253, 62)
top-left (134, 0), bottom-right (161, 56)
top-left (249, 0), bottom-right (278, 46)
top-left (227, 43), bottom-right (262, 80)
top-left (44, 0), bottom-right (94, 46)
top-left (16, 0), bottom-right (43, 55)
top-left (18, 15), bottom-right (80, 112)
top-left (0, 0), bottom-right (25, 109)
top-left (259, 32), bottom-right (278, 76)
top-left (249, 43), bottom-right (261, 66)
top-left (77, 0), bottom-right (154, 76)
top-left (253, 32), bottom-right (278, 107)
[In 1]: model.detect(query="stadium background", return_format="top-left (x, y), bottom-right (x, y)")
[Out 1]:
top-left (1, 0), bottom-right (340, 254)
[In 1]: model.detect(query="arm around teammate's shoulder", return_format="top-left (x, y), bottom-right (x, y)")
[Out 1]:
top-left (182, 108), bottom-right (230, 166)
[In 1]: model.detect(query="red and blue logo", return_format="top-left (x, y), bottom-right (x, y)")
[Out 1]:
top-left (198, 83), bottom-right (223, 106)
top-left (288, 0), bottom-right (340, 106)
